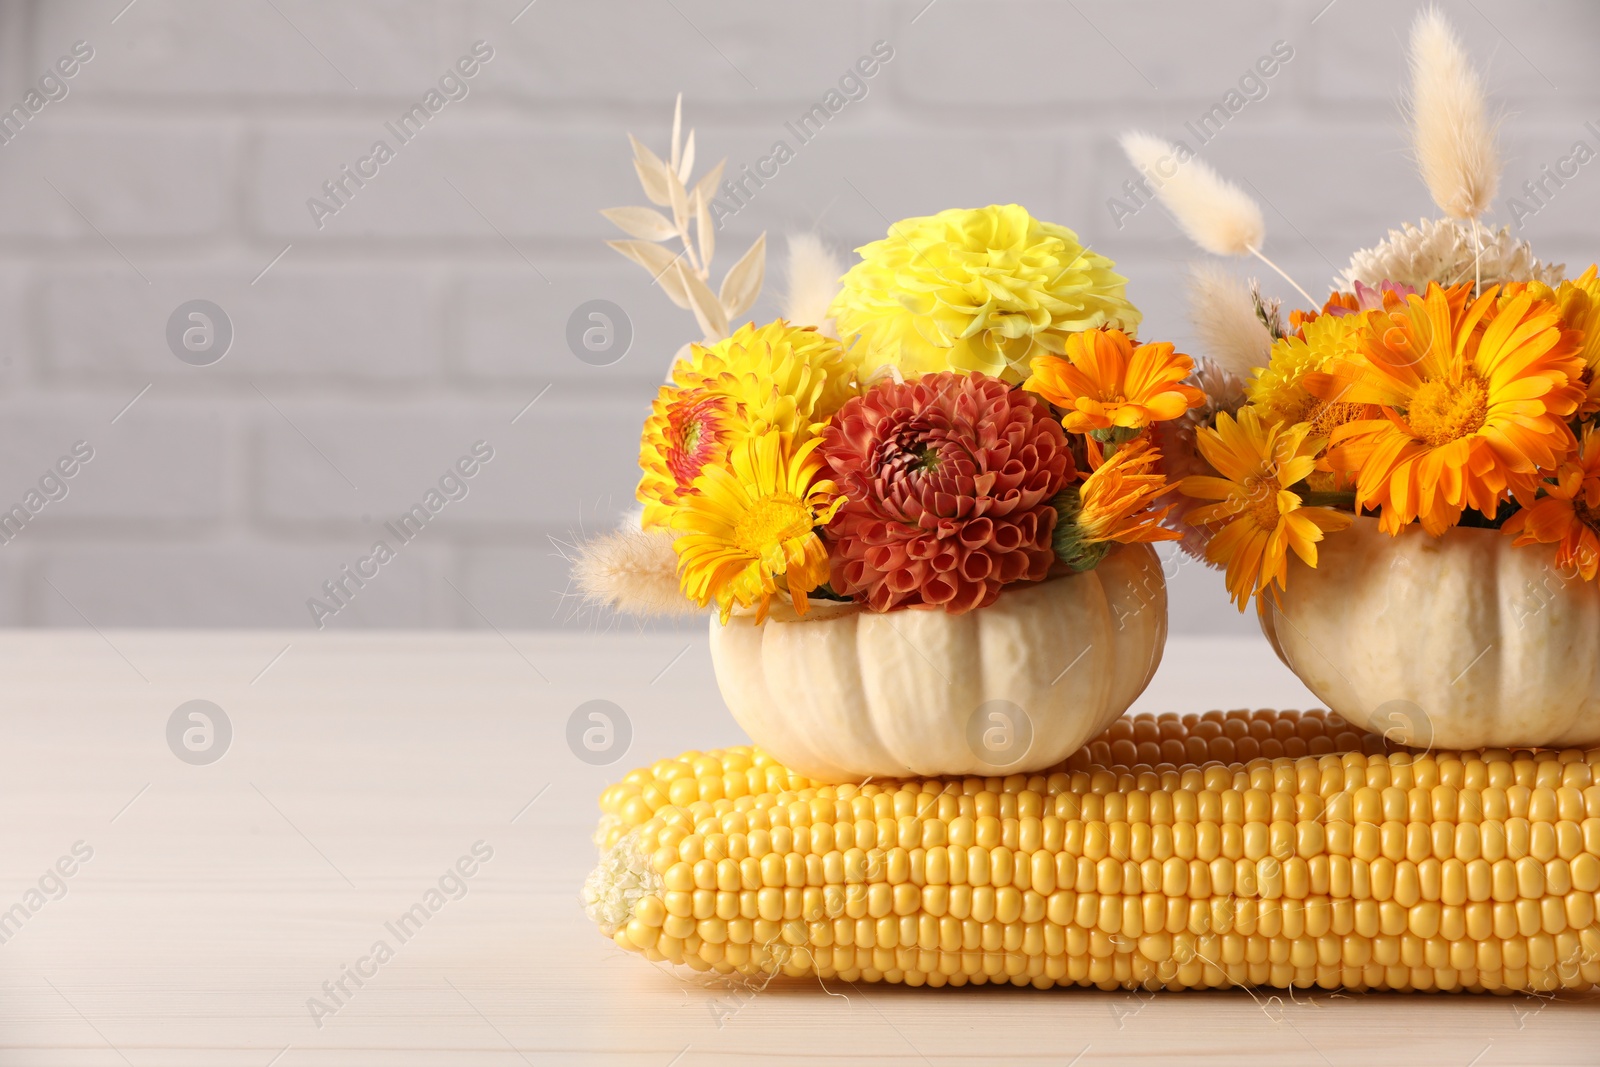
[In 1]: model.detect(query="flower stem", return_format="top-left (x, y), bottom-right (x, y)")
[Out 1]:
top-left (1301, 490), bottom-right (1355, 510)
top-left (1248, 246), bottom-right (1317, 308)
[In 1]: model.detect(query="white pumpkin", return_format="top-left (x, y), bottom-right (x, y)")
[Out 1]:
top-left (1259, 515), bottom-right (1600, 750)
top-left (709, 544), bottom-right (1167, 782)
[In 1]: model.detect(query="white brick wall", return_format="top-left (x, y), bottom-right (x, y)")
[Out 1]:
top-left (3, 0), bottom-right (1599, 631)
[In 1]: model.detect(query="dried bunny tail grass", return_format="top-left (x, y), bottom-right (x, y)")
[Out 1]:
top-left (570, 521), bottom-right (700, 618)
top-left (1119, 131), bottom-right (1312, 305)
top-left (1409, 7), bottom-right (1500, 221)
top-left (1120, 131), bottom-right (1263, 258)
top-left (780, 233), bottom-right (843, 332)
top-left (1185, 263), bottom-right (1272, 383)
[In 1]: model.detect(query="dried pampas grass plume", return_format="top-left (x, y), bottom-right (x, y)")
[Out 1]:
top-left (1119, 131), bottom-right (1314, 306)
top-left (781, 233), bottom-right (842, 332)
top-left (571, 519), bottom-right (700, 618)
top-left (1408, 8), bottom-right (1499, 223)
top-left (1185, 263), bottom-right (1272, 384)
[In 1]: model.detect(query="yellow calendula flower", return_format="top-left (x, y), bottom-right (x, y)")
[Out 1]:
top-left (637, 320), bottom-right (856, 529)
top-left (671, 431), bottom-right (843, 623)
top-left (829, 204), bottom-right (1141, 384)
top-left (1178, 407), bottom-right (1352, 610)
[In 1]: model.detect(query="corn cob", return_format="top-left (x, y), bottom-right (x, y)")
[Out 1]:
top-left (583, 709), bottom-right (1600, 993)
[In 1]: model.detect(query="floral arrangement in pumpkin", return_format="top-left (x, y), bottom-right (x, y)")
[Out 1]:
top-left (1128, 10), bottom-right (1600, 611)
top-left (575, 100), bottom-right (1200, 624)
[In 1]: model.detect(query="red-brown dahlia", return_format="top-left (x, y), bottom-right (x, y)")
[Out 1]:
top-left (821, 371), bottom-right (1072, 613)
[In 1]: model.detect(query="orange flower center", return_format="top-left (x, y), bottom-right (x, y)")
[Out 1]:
top-left (1406, 375), bottom-right (1488, 448)
top-left (1308, 399), bottom-right (1365, 439)
top-left (1245, 474), bottom-right (1283, 530)
top-left (733, 494), bottom-right (811, 555)
top-left (666, 394), bottom-right (727, 490)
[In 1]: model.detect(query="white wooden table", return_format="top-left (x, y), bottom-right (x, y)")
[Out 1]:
top-left (1, 630), bottom-right (1595, 1066)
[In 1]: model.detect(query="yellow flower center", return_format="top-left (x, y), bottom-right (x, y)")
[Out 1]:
top-left (1245, 474), bottom-right (1283, 530)
top-left (733, 494), bottom-right (812, 555)
top-left (1406, 375), bottom-right (1488, 447)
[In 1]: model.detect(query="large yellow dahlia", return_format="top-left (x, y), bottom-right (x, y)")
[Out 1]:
top-left (828, 205), bottom-right (1141, 384)
top-left (637, 320), bottom-right (856, 529)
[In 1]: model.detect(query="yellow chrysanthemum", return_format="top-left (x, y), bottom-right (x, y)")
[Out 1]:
top-left (671, 431), bottom-right (843, 623)
top-left (829, 204), bottom-right (1141, 384)
top-left (1247, 311), bottom-right (1370, 427)
top-left (637, 320), bottom-right (856, 529)
top-left (1178, 407), bottom-right (1353, 610)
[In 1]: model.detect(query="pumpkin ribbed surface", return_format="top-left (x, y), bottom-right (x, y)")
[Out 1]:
top-left (710, 543), bottom-right (1167, 783)
top-left (1260, 516), bottom-right (1600, 750)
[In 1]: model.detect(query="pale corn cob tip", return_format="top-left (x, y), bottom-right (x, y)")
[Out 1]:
top-left (587, 710), bottom-right (1600, 994)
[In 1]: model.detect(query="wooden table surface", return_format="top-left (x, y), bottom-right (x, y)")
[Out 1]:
top-left (1, 629), bottom-right (1595, 1066)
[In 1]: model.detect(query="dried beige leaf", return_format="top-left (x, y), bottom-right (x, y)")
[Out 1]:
top-left (677, 260), bottom-right (729, 340)
top-left (607, 239), bottom-right (693, 310)
top-left (719, 232), bottom-right (766, 322)
top-left (600, 206), bottom-right (677, 243)
top-left (667, 164), bottom-right (691, 238)
top-left (694, 159), bottom-right (726, 206)
top-left (695, 188), bottom-right (714, 272)
top-left (679, 128), bottom-right (696, 185)
top-left (670, 92), bottom-right (683, 175)
top-left (629, 134), bottom-right (672, 207)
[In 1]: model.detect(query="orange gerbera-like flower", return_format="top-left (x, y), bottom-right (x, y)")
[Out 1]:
top-left (1504, 425), bottom-right (1600, 581)
top-left (1025, 328), bottom-right (1204, 436)
top-left (1502, 265), bottom-right (1600, 418)
top-left (1178, 407), bottom-right (1353, 610)
top-left (1052, 439), bottom-right (1179, 571)
top-left (1304, 282), bottom-right (1586, 536)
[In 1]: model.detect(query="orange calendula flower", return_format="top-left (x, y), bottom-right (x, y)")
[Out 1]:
top-left (1025, 328), bottom-right (1204, 436)
top-left (1304, 282), bottom-right (1585, 536)
top-left (671, 431), bottom-right (843, 624)
top-left (1076, 440), bottom-right (1181, 545)
top-left (1504, 426), bottom-right (1600, 581)
top-left (1052, 439), bottom-right (1179, 571)
top-left (1502, 265), bottom-right (1600, 418)
top-left (1178, 407), bottom-right (1353, 610)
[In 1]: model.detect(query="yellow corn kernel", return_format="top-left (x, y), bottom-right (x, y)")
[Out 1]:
top-left (589, 713), bottom-right (1600, 993)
